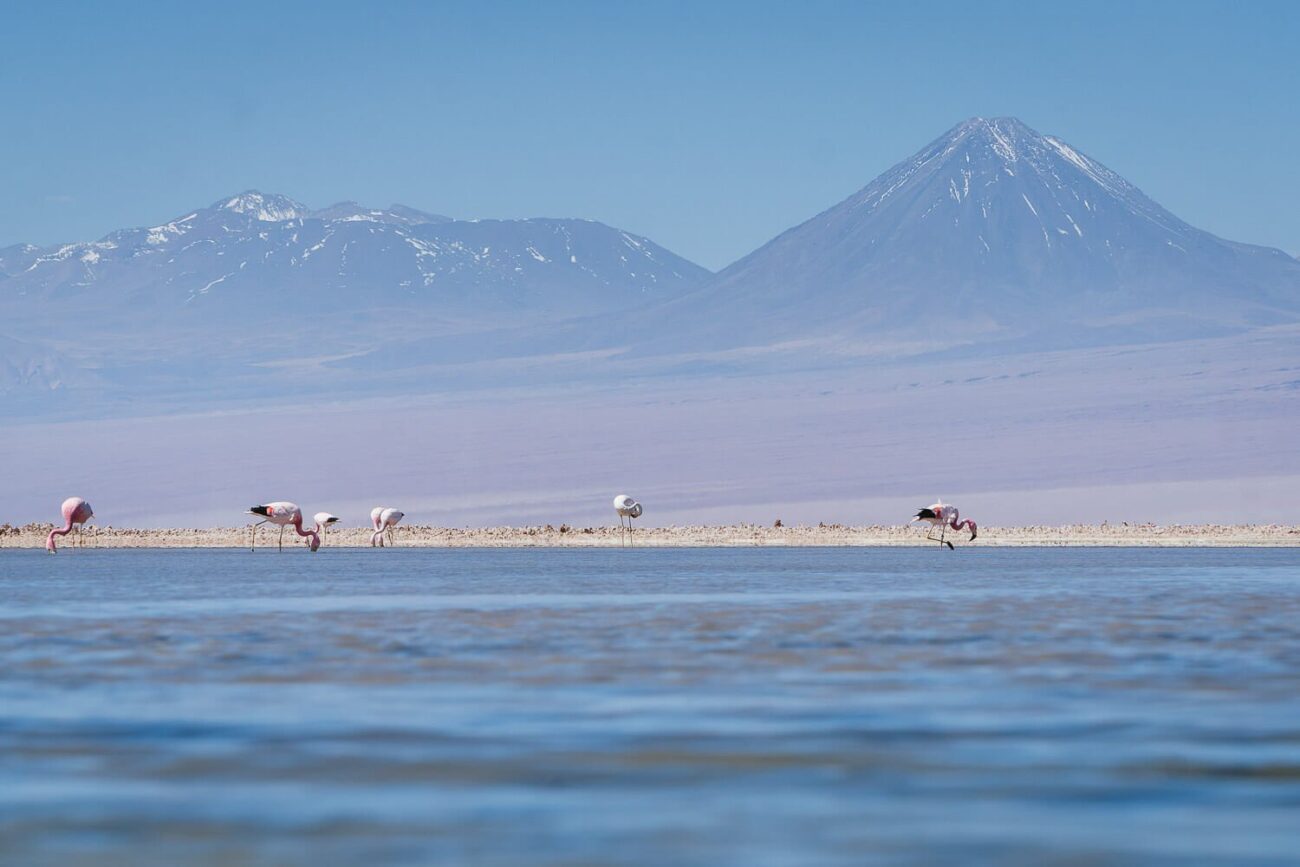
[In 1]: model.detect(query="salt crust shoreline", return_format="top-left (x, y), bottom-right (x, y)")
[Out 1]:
top-left (2, 524), bottom-right (1298, 549)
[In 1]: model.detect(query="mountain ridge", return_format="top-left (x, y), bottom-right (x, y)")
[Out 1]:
top-left (0, 190), bottom-right (711, 329)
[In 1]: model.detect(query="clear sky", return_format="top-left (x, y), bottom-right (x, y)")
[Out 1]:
top-left (2, 0), bottom-right (1297, 270)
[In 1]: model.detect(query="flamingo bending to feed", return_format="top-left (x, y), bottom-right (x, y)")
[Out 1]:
top-left (912, 500), bottom-right (978, 550)
top-left (613, 495), bottom-right (643, 547)
top-left (370, 507), bottom-right (404, 547)
top-left (46, 497), bottom-right (94, 554)
top-left (314, 512), bottom-right (340, 542)
top-left (247, 502), bottom-right (320, 552)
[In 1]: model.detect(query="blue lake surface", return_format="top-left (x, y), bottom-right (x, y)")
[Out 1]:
top-left (1, 547), bottom-right (1298, 866)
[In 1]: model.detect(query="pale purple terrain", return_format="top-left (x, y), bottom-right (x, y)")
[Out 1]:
top-left (2, 118), bottom-right (1297, 527)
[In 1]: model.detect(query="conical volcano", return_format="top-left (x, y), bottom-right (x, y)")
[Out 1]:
top-left (650, 117), bottom-right (1300, 352)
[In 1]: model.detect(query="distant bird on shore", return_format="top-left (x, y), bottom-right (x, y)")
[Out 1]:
top-left (247, 502), bottom-right (320, 552)
top-left (912, 500), bottom-right (978, 550)
top-left (314, 512), bottom-right (340, 541)
top-left (371, 507), bottom-right (404, 547)
top-left (614, 494), bottom-right (643, 547)
top-left (46, 497), bottom-right (94, 554)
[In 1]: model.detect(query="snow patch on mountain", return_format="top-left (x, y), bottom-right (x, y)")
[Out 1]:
top-left (220, 191), bottom-right (309, 222)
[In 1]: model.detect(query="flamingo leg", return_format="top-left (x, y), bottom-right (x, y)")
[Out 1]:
top-left (278, 525), bottom-right (285, 552)
top-left (939, 523), bottom-right (953, 551)
top-left (251, 520), bottom-right (266, 552)
top-left (629, 519), bottom-right (634, 547)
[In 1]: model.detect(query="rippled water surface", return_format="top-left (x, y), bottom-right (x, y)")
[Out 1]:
top-left (1, 547), bottom-right (1298, 866)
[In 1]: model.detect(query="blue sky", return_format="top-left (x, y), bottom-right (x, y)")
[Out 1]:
top-left (3, 0), bottom-right (1297, 269)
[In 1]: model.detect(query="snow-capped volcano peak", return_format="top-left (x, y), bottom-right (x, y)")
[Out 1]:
top-left (216, 191), bottom-right (308, 222)
top-left (663, 115), bottom-right (1300, 349)
top-left (837, 115), bottom-right (1198, 243)
top-left (950, 116), bottom-right (1034, 161)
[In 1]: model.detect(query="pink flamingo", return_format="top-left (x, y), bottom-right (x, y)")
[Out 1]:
top-left (370, 507), bottom-right (404, 547)
top-left (46, 497), bottom-right (94, 554)
top-left (247, 502), bottom-right (320, 552)
top-left (911, 500), bottom-right (978, 550)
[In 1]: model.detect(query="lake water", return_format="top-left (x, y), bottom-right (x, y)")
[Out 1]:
top-left (1, 548), bottom-right (1297, 866)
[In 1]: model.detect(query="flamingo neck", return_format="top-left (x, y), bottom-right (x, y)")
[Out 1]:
top-left (290, 519), bottom-right (320, 551)
top-left (946, 508), bottom-right (976, 536)
top-left (46, 521), bottom-right (73, 551)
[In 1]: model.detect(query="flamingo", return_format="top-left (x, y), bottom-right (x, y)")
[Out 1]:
top-left (247, 502), bottom-right (320, 552)
top-left (370, 507), bottom-right (404, 547)
top-left (613, 494), bottom-right (642, 547)
top-left (46, 497), bottom-right (94, 554)
top-left (911, 500), bottom-right (978, 550)
top-left (314, 512), bottom-right (340, 542)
